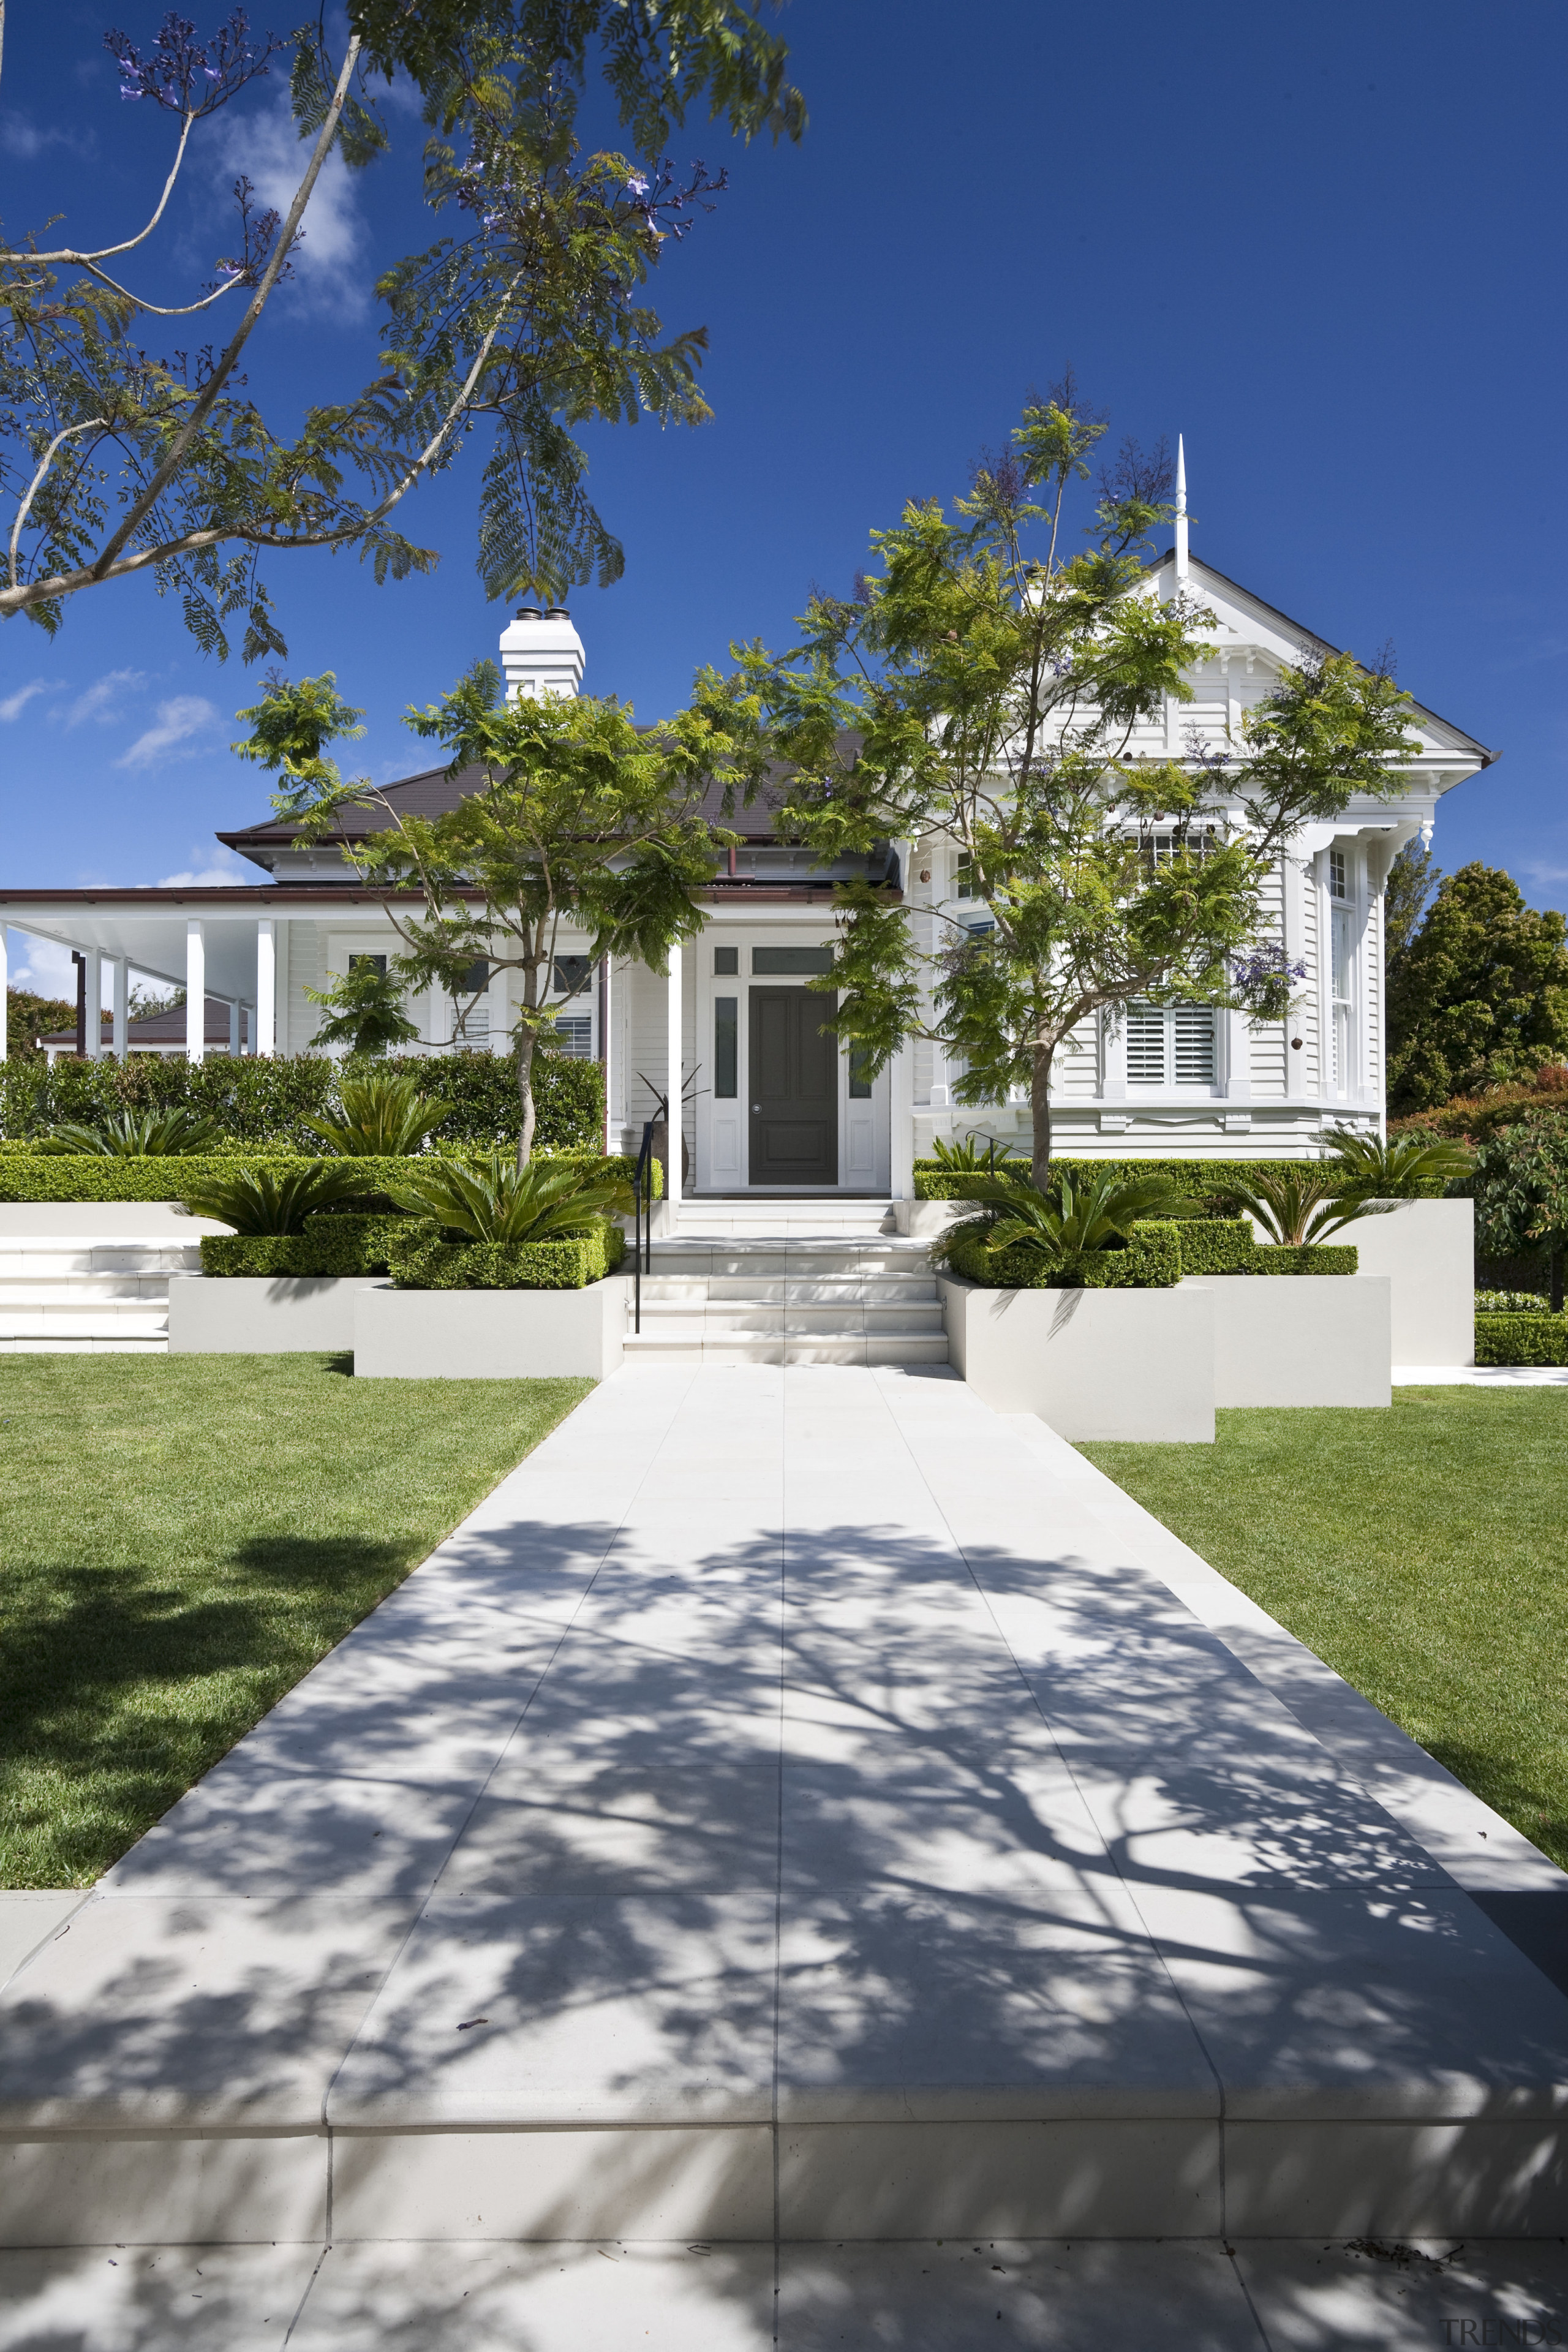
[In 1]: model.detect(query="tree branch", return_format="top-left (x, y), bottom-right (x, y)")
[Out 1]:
top-left (8, 417), bottom-right (107, 589)
top-left (1, 109), bottom-right (197, 267)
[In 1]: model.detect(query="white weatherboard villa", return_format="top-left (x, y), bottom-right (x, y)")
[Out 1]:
top-left (0, 527), bottom-right (1493, 1202)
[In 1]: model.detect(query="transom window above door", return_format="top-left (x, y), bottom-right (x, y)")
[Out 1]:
top-left (752, 946), bottom-right (834, 975)
top-left (1125, 1003), bottom-right (1216, 1086)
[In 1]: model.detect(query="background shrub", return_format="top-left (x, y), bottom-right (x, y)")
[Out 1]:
top-left (0, 1147), bottom-right (649, 1205)
top-left (1476, 1313), bottom-right (1568, 1366)
top-left (1248, 1244), bottom-right (1359, 1276)
top-left (0, 1049), bottom-right (603, 1153)
top-left (1166, 1218), bottom-right (1256, 1276)
top-left (198, 1215), bottom-right (409, 1278)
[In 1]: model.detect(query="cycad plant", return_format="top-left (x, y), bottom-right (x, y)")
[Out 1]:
top-left (386, 1155), bottom-right (630, 1245)
top-left (927, 1132), bottom-right (1020, 1179)
top-left (180, 1164), bottom-right (374, 1235)
top-left (304, 1072), bottom-right (450, 1156)
top-left (1227, 1164), bottom-right (1395, 1248)
top-left (1322, 1125), bottom-right (1474, 1197)
top-left (947, 1168), bottom-right (1195, 1283)
top-left (35, 1108), bottom-right (222, 1156)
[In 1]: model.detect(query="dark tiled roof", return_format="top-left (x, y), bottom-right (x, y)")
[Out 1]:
top-left (37, 995), bottom-right (238, 1049)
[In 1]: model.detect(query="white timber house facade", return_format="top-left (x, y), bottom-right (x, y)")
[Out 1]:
top-left (0, 536), bottom-right (1493, 1201)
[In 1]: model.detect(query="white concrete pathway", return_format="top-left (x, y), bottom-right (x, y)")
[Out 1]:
top-left (2, 1365), bottom-right (1566, 2349)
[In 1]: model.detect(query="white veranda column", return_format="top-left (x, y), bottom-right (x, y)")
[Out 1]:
top-left (890, 1033), bottom-right (914, 1200)
top-left (255, 919), bottom-right (276, 1057)
top-left (599, 954), bottom-right (613, 1153)
top-left (185, 921), bottom-right (206, 1065)
top-left (228, 1000), bottom-right (241, 1057)
top-left (665, 942), bottom-right (682, 1208)
top-left (111, 957), bottom-right (129, 1061)
top-left (83, 948), bottom-right (103, 1059)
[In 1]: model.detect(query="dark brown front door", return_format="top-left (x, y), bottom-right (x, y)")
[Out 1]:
top-left (749, 988), bottom-right (837, 1185)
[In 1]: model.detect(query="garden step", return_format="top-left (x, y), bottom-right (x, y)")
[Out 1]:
top-left (0, 1236), bottom-right (190, 1350)
top-left (620, 1330), bottom-right (949, 1364)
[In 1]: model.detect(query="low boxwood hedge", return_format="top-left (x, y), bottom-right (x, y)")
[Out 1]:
top-left (1248, 1243), bottom-right (1359, 1276)
top-left (0, 1148), bottom-right (654, 1205)
top-left (386, 1216), bottom-right (625, 1292)
top-left (1166, 1217), bottom-right (1255, 1276)
top-left (911, 1156), bottom-right (1445, 1205)
top-left (198, 1214), bottom-right (409, 1278)
top-left (944, 1218), bottom-right (1183, 1291)
top-left (1476, 1312), bottom-right (1568, 1366)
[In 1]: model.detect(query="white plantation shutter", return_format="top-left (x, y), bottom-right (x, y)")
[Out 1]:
top-left (1173, 1007), bottom-right (1215, 1082)
top-left (1126, 1007), bottom-right (1166, 1082)
top-left (1126, 1004), bottom-right (1215, 1088)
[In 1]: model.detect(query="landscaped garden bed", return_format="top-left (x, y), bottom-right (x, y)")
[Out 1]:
top-left (1080, 1390), bottom-right (1568, 1874)
top-left (0, 1354), bottom-right (589, 1886)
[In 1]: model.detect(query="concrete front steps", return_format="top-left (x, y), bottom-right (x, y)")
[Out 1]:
top-left (625, 1206), bottom-right (947, 1365)
top-left (0, 1234), bottom-right (200, 1352)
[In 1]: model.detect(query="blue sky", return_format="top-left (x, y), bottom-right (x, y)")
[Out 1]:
top-left (2, 0), bottom-right (1564, 998)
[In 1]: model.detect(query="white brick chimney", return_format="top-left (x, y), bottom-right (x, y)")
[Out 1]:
top-left (497, 604), bottom-right (586, 701)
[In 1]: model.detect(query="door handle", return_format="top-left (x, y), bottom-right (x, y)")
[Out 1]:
top-left (752, 1104), bottom-right (760, 1112)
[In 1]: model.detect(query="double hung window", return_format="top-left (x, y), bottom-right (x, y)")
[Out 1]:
top-left (1329, 851), bottom-right (1354, 1095)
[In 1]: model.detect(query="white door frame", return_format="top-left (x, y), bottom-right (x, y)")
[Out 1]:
top-left (692, 925), bottom-right (892, 1193)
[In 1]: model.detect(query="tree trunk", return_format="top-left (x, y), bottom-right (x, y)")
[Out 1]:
top-left (516, 1027), bottom-right (537, 1172)
top-left (1030, 1038), bottom-right (1055, 1193)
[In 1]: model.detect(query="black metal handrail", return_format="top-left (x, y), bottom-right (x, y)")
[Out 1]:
top-left (630, 1095), bottom-right (666, 1333)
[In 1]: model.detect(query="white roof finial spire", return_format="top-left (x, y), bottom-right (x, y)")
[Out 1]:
top-left (1174, 433), bottom-right (1189, 586)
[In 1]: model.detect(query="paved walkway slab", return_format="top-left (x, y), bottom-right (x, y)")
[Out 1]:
top-left (1, 1366), bottom-right (1564, 2285)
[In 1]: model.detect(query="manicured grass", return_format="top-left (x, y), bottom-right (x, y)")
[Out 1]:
top-left (1080, 1390), bottom-right (1568, 1873)
top-left (0, 1355), bottom-right (590, 1887)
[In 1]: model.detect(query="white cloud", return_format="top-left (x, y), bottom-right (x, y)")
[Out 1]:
top-left (66, 668), bottom-right (146, 729)
top-left (115, 695), bottom-right (221, 771)
top-left (6, 936), bottom-right (78, 1001)
top-left (0, 118), bottom-right (80, 161)
top-left (0, 678), bottom-right (58, 723)
top-left (213, 96), bottom-right (368, 314)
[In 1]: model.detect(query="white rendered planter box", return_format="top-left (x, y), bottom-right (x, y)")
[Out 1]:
top-left (1181, 1274), bottom-right (1391, 1407)
top-left (353, 1277), bottom-right (627, 1379)
top-left (893, 1198), bottom-right (977, 1238)
top-left (1343, 1198), bottom-right (1474, 1368)
top-left (940, 1276), bottom-right (1215, 1442)
top-left (167, 1273), bottom-right (385, 1354)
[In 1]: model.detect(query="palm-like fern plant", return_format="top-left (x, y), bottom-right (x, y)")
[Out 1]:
top-left (945, 1168), bottom-right (1195, 1281)
top-left (304, 1072), bottom-right (450, 1157)
top-left (34, 1108), bottom-right (223, 1156)
top-left (386, 1155), bottom-right (630, 1244)
top-left (1322, 1125), bottom-right (1475, 1197)
top-left (927, 1132), bottom-right (1020, 1179)
top-left (179, 1164), bottom-right (375, 1235)
top-left (1227, 1164), bottom-right (1395, 1247)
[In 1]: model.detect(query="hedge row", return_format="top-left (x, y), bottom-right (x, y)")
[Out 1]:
top-left (0, 1049), bottom-right (603, 1152)
top-left (945, 1221), bottom-right (1185, 1291)
top-left (386, 1218), bottom-right (624, 1292)
top-left (0, 1147), bottom-right (654, 1204)
top-left (199, 1216), bottom-right (408, 1278)
top-left (202, 1213), bottom-right (627, 1288)
top-left (912, 1156), bottom-right (1446, 1204)
top-left (943, 1216), bottom-right (1356, 1290)
top-left (1475, 1313), bottom-right (1568, 1366)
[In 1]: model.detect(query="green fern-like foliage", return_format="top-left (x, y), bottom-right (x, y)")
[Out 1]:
top-left (304, 1072), bottom-right (450, 1156)
top-left (34, 1108), bottom-right (224, 1156)
top-left (1229, 1165), bottom-right (1396, 1247)
top-left (1322, 1125), bottom-right (1474, 1197)
top-left (386, 1153), bottom-right (630, 1243)
top-left (179, 1163), bottom-right (375, 1235)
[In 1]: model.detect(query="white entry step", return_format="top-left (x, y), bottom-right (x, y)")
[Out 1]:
top-left (624, 1231), bottom-right (948, 1365)
top-left (0, 1235), bottom-right (200, 1352)
top-left (674, 1195), bottom-right (896, 1238)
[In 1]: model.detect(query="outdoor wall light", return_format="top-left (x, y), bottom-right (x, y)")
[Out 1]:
top-left (1291, 1036), bottom-right (1303, 1049)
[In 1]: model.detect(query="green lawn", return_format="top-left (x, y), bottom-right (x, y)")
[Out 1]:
top-left (1080, 1390), bottom-right (1568, 1874)
top-left (0, 1355), bottom-right (590, 1887)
